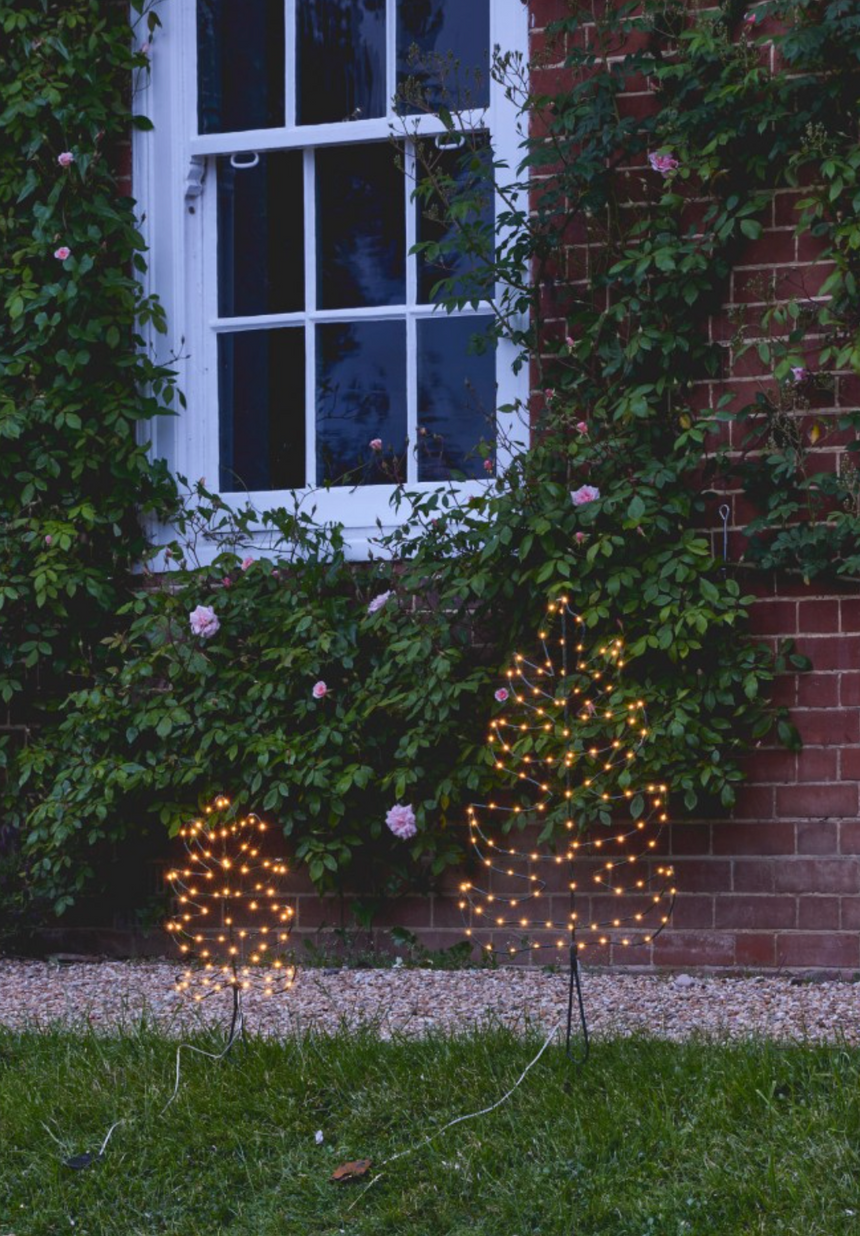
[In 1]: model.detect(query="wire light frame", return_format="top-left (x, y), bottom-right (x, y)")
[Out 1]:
top-left (165, 795), bottom-right (296, 1038)
top-left (460, 597), bottom-right (676, 1059)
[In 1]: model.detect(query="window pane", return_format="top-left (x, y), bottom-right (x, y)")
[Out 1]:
top-left (217, 153), bottom-right (304, 318)
top-left (297, 0), bottom-right (387, 125)
top-left (317, 322), bottom-right (407, 485)
top-left (316, 145), bottom-right (406, 309)
top-left (397, 0), bottom-right (490, 113)
top-left (219, 329), bottom-right (305, 492)
top-left (417, 316), bottom-right (495, 481)
top-left (197, 0), bottom-right (285, 134)
top-left (417, 139), bottom-right (494, 304)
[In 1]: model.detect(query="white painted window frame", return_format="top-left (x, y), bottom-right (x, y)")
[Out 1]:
top-left (134, 0), bottom-right (530, 560)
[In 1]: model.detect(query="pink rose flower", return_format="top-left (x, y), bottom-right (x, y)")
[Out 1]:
top-left (369, 438), bottom-right (383, 452)
top-left (571, 484), bottom-right (600, 506)
top-left (791, 366), bottom-right (809, 382)
top-left (575, 531), bottom-right (587, 544)
top-left (494, 687), bottom-right (509, 703)
top-left (483, 458), bottom-right (494, 473)
top-left (240, 556), bottom-right (255, 571)
top-left (53, 246), bottom-right (71, 261)
top-left (222, 576), bottom-right (232, 588)
top-left (367, 590), bottom-right (392, 615)
top-left (57, 152), bottom-right (75, 167)
top-left (386, 803), bottom-right (417, 840)
top-left (576, 421), bottom-right (588, 435)
top-left (189, 605), bottom-right (219, 639)
top-left (312, 681), bottom-right (328, 699)
top-left (647, 152), bottom-right (680, 175)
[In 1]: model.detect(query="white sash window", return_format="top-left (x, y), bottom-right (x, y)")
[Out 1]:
top-left (136, 0), bottom-right (529, 557)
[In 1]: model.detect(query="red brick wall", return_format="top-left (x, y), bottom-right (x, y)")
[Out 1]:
top-left (283, 2), bottom-right (860, 976)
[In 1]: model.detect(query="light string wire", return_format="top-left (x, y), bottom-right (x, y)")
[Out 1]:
top-left (61, 793), bottom-right (296, 1166)
top-left (346, 1016), bottom-right (564, 1212)
top-left (165, 795), bottom-right (297, 999)
top-left (160, 993), bottom-right (246, 1116)
top-left (461, 598), bottom-right (676, 960)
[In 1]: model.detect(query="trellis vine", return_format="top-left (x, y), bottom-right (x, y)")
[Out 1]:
top-left (3, 0), bottom-right (859, 919)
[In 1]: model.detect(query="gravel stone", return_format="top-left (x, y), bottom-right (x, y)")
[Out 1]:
top-left (1, 959), bottom-right (860, 1041)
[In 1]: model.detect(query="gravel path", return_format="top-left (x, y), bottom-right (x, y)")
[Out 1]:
top-left (0, 959), bottom-right (859, 1042)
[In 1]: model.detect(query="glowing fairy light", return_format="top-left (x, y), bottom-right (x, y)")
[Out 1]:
top-left (462, 596), bottom-right (676, 965)
top-left (165, 795), bottom-right (297, 1006)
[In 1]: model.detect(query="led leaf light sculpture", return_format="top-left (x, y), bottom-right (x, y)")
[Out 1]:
top-left (165, 795), bottom-right (296, 1036)
top-left (460, 597), bottom-right (676, 1058)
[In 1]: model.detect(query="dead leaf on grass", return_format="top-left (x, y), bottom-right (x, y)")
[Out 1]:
top-left (330, 1158), bottom-right (372, 1183)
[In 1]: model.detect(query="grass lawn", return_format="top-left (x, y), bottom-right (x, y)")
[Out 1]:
top-left (1, 1026), bottom-right (859, 1235)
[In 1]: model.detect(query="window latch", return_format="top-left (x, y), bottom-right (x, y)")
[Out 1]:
top-left (185, 155), bottom-right (206, 202)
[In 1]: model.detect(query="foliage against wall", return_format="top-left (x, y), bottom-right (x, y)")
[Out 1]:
top-left (4, 0), bottom-right (860, 918)
top-left (0, 0), bottom-right (177, 891)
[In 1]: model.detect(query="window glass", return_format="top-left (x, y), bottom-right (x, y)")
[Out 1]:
top-left (217, 152), bottom-right (304, 318)
top-left (416, 138), bottom-right (494, 304)
top-left (316, 322), bottom-right (407, 485)
top-left (316, 144), bottom-right (406, 309)
top-left (197, 0), bottom-right (285, 134)
top-left (417, 316), bottom-right (495, 480)
top-left (218, 329), bottom-right (305, 492)
top-left (297, 0), bottom-right (387, 125)
top-left (397, 0), bottom-right (490, 112)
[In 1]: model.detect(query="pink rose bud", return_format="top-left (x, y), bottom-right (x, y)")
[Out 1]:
top-left (790, 366), bottom-right (809, 382)
top-left (369, 438), bottom-right (383, 451)
top-left (647, 151), bottom-right (680, 175)
top-left (571, 484), bottom-right (601, 506)
top-left (494, 688), bottom-right (509, 703)
top-left (744, 10), bottom-right (757, 23)
top-left (312, 681), bottom-right (328, 699)
top-left (53, 246), bottom-right (71, 261)
top-left (544, 388), bottom-right (556, 401)
top-left (240, 556), bottom-right (255, 571)
top-left (222, 576), bottom-right (232, 588)
top-left (565, 335), bottom-right (575, 348)
top-left (386, 803), bottom-right (417, 840)
top-left (57, 152), bottom-right (75, 167)
top-left (483, 458), bottom-right (494, 473)
top-left (575, 531), bottom-right (587, 544)
top-left (576, 421), bottom-right (588, 435)
top-left (44, 534), bottom-right (52, 546)
top-left (140, 41), bottom-right (151, 55)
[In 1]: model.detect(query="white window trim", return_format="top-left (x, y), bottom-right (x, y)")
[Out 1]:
top-left (134, 0), bottom-right (530, 561)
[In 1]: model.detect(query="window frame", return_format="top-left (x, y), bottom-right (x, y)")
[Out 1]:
top-left (135, 0), bottom-right (530, 559)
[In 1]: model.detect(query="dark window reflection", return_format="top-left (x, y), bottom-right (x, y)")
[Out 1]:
top-left (316, 144), bottom-right (406, 309)
top-left (197, 0), bottom-right (285, 134)
top-left (397, 0), bottom-right (490, 113)
top-left (317, 322), bottom-right (407, 485)
top-left (417, 138), bottom-right (494, 303)
top-left (417, 316), bottom-right (495, 480)
top-left (217, 153), bottom-right (304, 318)
top-left (297, 0), bottom-right (386, 125)
top-left (219, 329), bottom-right (305, 492)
